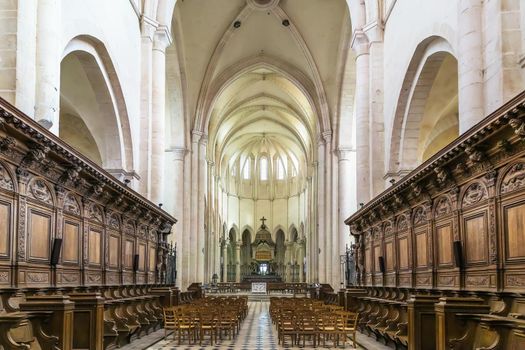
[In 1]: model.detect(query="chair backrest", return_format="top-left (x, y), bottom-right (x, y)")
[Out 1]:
top-left (163, 307), bottom-right (176, 326)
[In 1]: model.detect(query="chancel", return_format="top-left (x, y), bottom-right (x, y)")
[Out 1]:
top-left (0, 0), bottom-right (525, 349)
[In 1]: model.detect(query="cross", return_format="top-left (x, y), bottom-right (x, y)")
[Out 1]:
top-left (260, 216), bottom-right (267, 227)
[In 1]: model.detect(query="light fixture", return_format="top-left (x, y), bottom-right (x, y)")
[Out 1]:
top-left (233, 20), bottom-right (241, 28)
top-left (282, 19), bottom-right (290, 27)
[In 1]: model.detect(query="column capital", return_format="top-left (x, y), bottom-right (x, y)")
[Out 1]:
top-left (153, 25), bottom-right (172, 52)
top-left (337, 147), bottom-right (355, 161)
top-left (199, 134), bottom-right (208, 146)
top-left (351, 29), bottom-right (370, 57)
top-left (207, 159), bottom-right (215, 167)
top-left (191, 130), bottom-right (203, 143)
top-left (321, 130), bottom-right (333, 143)
top-left (166, 147), bottom-right (187, 161)
top-left (140, 15), bottom-right (158, 39)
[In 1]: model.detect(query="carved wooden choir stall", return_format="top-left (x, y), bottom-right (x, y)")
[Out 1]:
top-left (343, 91), bottom-right (525, 349)
top-left (0, 97), bottom-right (182, 350)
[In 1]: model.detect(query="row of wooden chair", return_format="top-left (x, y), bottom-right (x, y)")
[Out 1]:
top-left (163, 296), bottom-right (248, 346)
top-left (270, 297), bottom-right (359, 348)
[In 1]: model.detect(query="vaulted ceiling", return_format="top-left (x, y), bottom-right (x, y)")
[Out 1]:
top-left (171, 0), bottom-right (350, 195)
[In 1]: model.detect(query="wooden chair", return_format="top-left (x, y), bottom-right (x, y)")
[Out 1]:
top-left (278, 310), bottom-right (296, 346)
top-left (296, 311), bottom-right (318, 348)
top-left (318, 313), bottom-right (338, 348)
top-left (336, 311), bottom-right (359, 348)
top-left (162, 307), bottom-right (177, 340)
top-left (218, 309), bottom-right (236, 340)
top-left (175, 309), bottom-right (196, 345)
top-left (198, 311), bottom-right (218, 346)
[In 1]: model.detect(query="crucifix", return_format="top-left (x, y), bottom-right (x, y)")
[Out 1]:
top-left (260, 216), bottom-right (267, 228)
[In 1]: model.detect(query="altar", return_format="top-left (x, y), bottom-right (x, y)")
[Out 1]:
top-left (241, 217), bottom-right (283, 283)
top-left (251, 282), bottom-right (267, 294)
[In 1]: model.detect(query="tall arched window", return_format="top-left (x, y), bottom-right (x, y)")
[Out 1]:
top-left (260, 157), bottom-right (268, 181)
top-left (276, 159), bottom-right (285, 180)
top-left (243, 159), bottom-right (251, 179)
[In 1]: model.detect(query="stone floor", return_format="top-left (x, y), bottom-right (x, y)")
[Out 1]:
top-left (144, 301), bottom-right (377, 350)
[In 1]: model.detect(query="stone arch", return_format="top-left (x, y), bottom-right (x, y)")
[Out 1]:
top-left (289, 225), bottom-right (299, 242)
top-left (198, 55), bottom-right (329, 135)
top-left (60, 35), bottom-right (133, 175)
top-left (228, 225), bottom-right (238, 242)
top-left (272, 225), bottom-right (286, 242)
top-left (388, 36), bottom-right (458, 177)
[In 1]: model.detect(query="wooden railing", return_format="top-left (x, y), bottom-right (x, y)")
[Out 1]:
top-left (344, 91), bottom-right (525, 350)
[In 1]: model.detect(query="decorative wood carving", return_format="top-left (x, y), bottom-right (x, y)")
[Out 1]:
top-left (501, 163), bottom-right (525, 194)
top-left (63, 192), bottom-right (80, 215)
top-left (434, 196), bottom-right (451, 217)
top-left (462, 182), bottom-right (488, 207)
top-left (413, 206), bottom-right (427, 226)
top-left (28, 178), bottom-right (53, 204)
top-left (0, 164), bottom-right (13, 191)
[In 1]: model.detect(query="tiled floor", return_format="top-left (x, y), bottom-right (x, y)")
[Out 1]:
top-left (147, 301), bottom-right (365, 349)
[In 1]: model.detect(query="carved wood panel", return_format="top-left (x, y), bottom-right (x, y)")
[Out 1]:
top-left (28, 208), bottom-right (51, 261)
top-left (385, 241), bottom-right (394, 271)
top-left (0, 200), bottom-right (10, 258)
top-left (108, 234), bottom-right (120, 268)
top-left (415, 230), bottom-right (427, 268)
top-left (436, 224), bottom-right (453, 266)
top-left (62, 220), bottom-right (80, 264)
top-left (464, 214), bottom-right (488, 264)
top-left (88, 228), bottom-right (102, 265)
top-left (504, 202), bottom-right (525, 260)
top-left (398, 236), bottom-right (409, 269)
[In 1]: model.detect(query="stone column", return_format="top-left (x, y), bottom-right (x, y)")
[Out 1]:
top-left (166, 147), bottom-right (186, 287)
top-left (323, 131), bottom-right (334, 286)
top-left (15, 0), bottom-right (37, 116)
top-left (138, 18), bottom-right (155, 196)
top-left (352, 31), bottom-right (370, 204)
top-left (189, 131), bottom-right (201, 282)
top-left (221, 241), bottom-right (228, 282)
top-left (235, 241), bottom-right (241, 283)
top-left (305, 174), bottom-right (314, 283)
top-left (34, 0), bottom-right (60, 134)
top-left (338, 148), bottom-right (355, 285)
top-left (150, 27), bottom-right (171, 204)
top-left (317, 142), bottom-right (326, 283)
top-left (458, 0), bottom-right (484, 133)
top-left (285, 241), bottom-right (293, 282)
top-left (197, 135), bottom-right (207, 282)
top-left (299, 240), bottom-right (305, 283)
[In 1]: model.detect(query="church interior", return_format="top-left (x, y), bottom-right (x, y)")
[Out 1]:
top-left (0, 0), bottom-right (524, 349)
